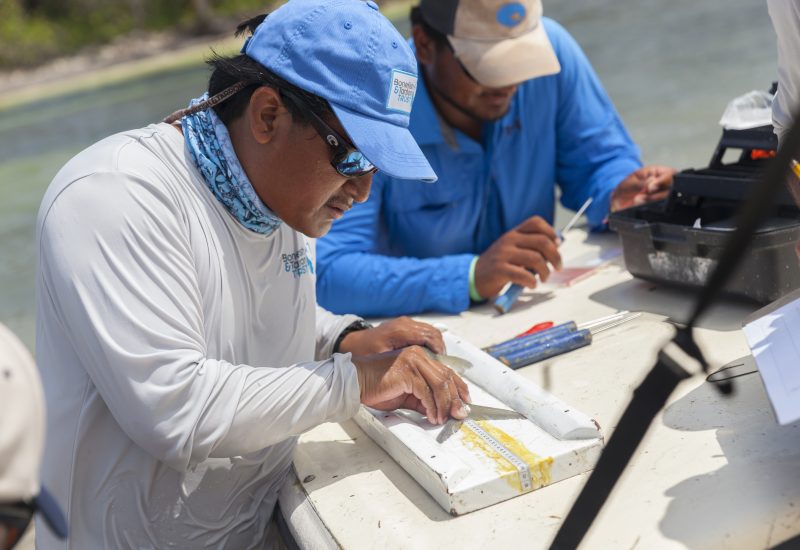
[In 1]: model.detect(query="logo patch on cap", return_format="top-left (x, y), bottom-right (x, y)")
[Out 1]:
top-left (497, 2), bottom-right (527, 28)
top-left (387, 69), bottom-right (417, 114)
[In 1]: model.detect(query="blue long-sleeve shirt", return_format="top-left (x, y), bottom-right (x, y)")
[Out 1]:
top-left (317, 18), bottom-right (641, 317)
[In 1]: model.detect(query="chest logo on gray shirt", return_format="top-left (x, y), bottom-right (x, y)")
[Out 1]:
top-left (281, 246), bottom-right (314, 278)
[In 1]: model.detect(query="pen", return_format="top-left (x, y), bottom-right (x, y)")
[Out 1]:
top-left (493, 197), bottom-right (594, 314)
top-left (558, 197), bottom-right (593, 239)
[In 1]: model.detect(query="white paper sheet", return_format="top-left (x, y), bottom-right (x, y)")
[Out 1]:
top-left (743, 296), bottom-right (800, 425)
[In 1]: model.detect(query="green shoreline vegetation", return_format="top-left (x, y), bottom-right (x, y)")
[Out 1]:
top-left (0, 0), bottom-right (267, 69)
top-left (0, 0), bottom-right (414, 111)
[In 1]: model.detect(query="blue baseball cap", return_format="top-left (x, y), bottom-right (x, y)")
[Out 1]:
top-left (243, 0), bottom-right (437, 183)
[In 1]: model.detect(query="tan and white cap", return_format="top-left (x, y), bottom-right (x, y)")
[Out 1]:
top-left (419, 0), bottom-right (561, 87)
top-left (0, 323), bottom-right (67, 539)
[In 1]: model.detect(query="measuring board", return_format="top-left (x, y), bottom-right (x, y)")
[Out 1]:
top-left (354, 332), bottom-right (604, 516)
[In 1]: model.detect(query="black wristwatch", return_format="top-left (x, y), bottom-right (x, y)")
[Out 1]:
top-left (332, 319), bottom-right (373, 353)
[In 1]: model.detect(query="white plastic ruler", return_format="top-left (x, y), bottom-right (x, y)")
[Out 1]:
top-left (462, 418), bottom-right (533, 491)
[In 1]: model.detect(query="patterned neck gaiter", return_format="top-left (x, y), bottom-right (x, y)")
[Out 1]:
top-left (181, 94), bottom-right (282, 235)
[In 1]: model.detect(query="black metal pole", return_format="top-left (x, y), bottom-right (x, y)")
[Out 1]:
top-left (548, 351), bottom-right (690, 549)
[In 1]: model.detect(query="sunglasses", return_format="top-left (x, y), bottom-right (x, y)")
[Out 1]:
top-left (281, 89), bottom-right (377, 178)
top-left (1, 501), bottom-right (34, 549)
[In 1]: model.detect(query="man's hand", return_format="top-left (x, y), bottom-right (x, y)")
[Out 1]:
top-left (338, 317), bottom-right (445, 356)
top-left (474, 215), bottom-right (562, 298)
top-left (611, 165), bottom-right (676, 212)
top-left (353, 346), bottom-right (470, 425)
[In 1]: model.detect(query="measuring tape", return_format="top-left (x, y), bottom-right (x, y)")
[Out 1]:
top-left (464, 418), bottom-right (533, 491)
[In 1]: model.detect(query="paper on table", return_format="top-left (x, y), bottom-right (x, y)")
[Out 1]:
top-left (541, 247), bottom-right (622, 288)
top-left (742, 294), bottom-right (800, 425)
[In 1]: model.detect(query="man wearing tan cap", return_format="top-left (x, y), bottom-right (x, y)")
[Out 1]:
top-left (317, 0), bottom-right (675, 316)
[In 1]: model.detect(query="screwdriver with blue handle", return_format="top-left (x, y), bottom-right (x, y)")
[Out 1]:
top-left (488, 311), bottom-right (641, 369)
top-left (493, 197), bottom-right (593, 314)
top-left (498, 329), bottom-right (592, 369)
top-left (485, 321), bottom-right (579, 357)
top-left (485, 311), bottom-right (632, 356)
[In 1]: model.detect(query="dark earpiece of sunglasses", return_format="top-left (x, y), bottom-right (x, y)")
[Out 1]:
top-left (280, 88), bottom-right (377, 178)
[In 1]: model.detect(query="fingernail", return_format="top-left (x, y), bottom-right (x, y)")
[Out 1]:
top-left (633, 195), bottom-right (646, 205)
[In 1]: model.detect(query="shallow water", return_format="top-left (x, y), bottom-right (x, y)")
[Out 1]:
top-left (0, 1), bottom-right (778, 351)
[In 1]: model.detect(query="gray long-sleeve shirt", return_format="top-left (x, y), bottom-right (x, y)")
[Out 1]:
top-left (35, 123), bottom-right (361, 549)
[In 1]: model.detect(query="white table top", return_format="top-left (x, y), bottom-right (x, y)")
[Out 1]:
top-left (281, 230), bottom-right (800, 550)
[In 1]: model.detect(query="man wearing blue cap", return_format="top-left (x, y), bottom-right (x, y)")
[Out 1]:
top-left (34, 1), bottom-right (469, 547)
top-left (316, 0), bottom-right (677, 316)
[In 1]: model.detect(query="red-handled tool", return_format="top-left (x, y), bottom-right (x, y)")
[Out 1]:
top-left (515, 321), bottom-right (554, 338)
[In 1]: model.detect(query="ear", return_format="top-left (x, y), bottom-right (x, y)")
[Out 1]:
top-left (412, 25), bottom-right (438, 66)
top-left (246, 86), bottom-right (285, 145)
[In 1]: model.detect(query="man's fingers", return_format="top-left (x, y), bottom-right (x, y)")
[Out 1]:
top-left (442, 371), bottom-right (466, 422)
top-left (504, 264), bottom-right (539, 288)
top-left (647, 177), bottom-right (672, 194)
top-left (420, 366), bottom-right (453, 424)
top-left (354, 348), bottom-right (470, 424)
top-left (646, 190), bottom-right (671, 202)
top-left (410, 372), bottom-right (437, 422)
top-left (450, 398), bottom-right (468, 420)
top-left (424, 329), bottom-right (446, 355)
top-left (612, 166), bottom-right (676, 212)
top-left (515, 215), bottom-right (558, 240)
top-left (368, 318), bottom-right (447, 355)
top-left (625, 170), bottom-right (672, 207)
top-left (398, 323), bottom-right (445, 355)
top-left (530, 255), bottom-right (551, 282)
top-left (534, 237), bottom-right (562, 271)
top-left (413, 350), bottom-right (472, 424)
top-left (442, 370), bottom-right (469, 420)
top-left (401, 395), bottom-right (428, 418)
top-left (503, 250), bottom-right (551, 283)
top-left (512, 234), bottom-right (562, 270)
top-left (643, 166), bottom-right (675, 193)
top-left (621, 171), bottom-right (648, 194)
top-left (450, 371), bottom-right (471, 404)
top-left (430, 378), bottom-right (451, 425)
top-left (637, 181), bottom-right (671, 205)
